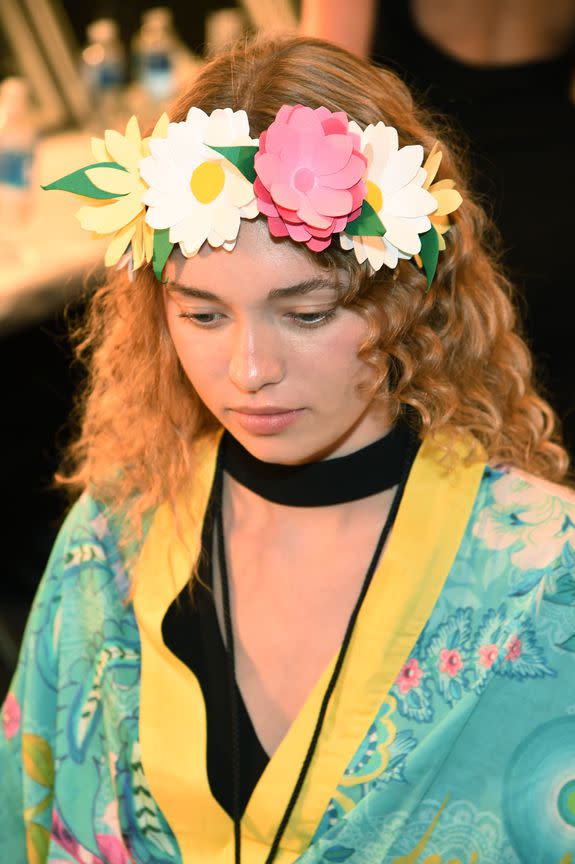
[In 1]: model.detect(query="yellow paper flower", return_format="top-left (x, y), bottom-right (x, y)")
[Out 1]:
top-left (421, 142), bottom-right (463, 251)
top-left (76, 113), bottom-right (169, 269)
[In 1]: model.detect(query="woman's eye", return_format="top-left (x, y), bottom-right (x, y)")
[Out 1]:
top-left (177, 312), bottom-right (224, 326)
top-left (288, 309), bottom-right (337, 328)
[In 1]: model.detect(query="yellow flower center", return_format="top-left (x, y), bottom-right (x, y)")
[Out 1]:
top-left (366, 180), bottom-right (383, 214)
top-left (190, 161), bottom-right (225, 204)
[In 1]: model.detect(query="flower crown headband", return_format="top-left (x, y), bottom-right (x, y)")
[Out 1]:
top-left (43, 105), bottom-right (462, 288)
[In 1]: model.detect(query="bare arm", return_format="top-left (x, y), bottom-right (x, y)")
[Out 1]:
top-left (299, 0), bottom-right (377, 57)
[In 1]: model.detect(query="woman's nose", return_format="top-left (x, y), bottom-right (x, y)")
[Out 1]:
top-left (228, 320), bottom-right (285, 392)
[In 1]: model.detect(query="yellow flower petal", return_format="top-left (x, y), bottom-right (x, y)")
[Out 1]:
top-left (430, 178), bottom-right (456, 192)
top-left (86, 167), bottom-right (141, 196)
top-left (142, 112), bottom-right (170, 157)
top-left (124, 115), bottom-right (142, 150)
top-left (104, 222), bottom-right (137, 266)
top-left (432, 188), bottom-right (463, 216)
top-left (133, 219), bottom-right (153, 269)
top-left (144, 221), bottom-right (154, 263)
top-left (431, 213), bottom-right (450, 234)
top-left (91, 137), bottom-right (110, 162)
top-left (104, 129), bottom-right (139, 171)
top-left (422, 142), bottom-right (442, 188)
top-left (152, 112), bottom-right (170, 139)
top-left (77, 195), bottom-right (143, 233)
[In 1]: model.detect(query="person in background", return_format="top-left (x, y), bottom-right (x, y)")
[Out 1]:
top-left (301, 0), bottom-right (575, 457)
top-left (1, 34), bottom-right (575, 864)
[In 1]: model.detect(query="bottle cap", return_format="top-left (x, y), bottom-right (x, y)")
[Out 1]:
top-left (142, 7), bottom-right (174, 32)
top-left (0, 77), bottom-right (30, 116)
top-left (87, 18), bottom-right (120, 44)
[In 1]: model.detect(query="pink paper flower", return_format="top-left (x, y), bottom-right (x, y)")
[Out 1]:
top-left (505, 635), bottom-right (522, 662)
top-left (478, 644), bottom-right (499, 669)
top-left (439, 648), bottom-right (463, 677)
top-left (254, 104), bottom-right (367, 252)
top-left (2, 692), bottom-right (21, 739)
top-left (396, 658), bottom-right (423, 694)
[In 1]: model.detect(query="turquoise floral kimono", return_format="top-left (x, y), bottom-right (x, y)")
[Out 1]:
top-left (2, 434), bottom-right (575, 864)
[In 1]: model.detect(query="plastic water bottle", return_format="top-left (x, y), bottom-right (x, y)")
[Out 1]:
top-left (81, 18), bottom-right (126, 127)
top-left (132, 8), bottom-right (177, 105)
top-left (0, 77), bottom-right (37, 225)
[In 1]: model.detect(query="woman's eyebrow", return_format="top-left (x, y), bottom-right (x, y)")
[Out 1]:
top-left (167, 277), bottom-right (340, 302)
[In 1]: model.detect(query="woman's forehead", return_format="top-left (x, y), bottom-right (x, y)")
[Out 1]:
top-left (164, 219), bottom-right (342, 301)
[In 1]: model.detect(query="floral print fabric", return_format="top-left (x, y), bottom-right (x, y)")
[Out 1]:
top-left (1, 464), bottom-right (574, 863)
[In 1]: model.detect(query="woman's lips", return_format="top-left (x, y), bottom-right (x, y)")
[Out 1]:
top-left (230, 408), bottom-right (305, 435)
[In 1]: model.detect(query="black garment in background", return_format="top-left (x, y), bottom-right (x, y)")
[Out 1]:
top-left (372, 2), bottom-right (575, 456)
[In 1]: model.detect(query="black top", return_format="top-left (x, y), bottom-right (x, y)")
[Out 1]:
top-left (371, 1), bottom-right (575, 453)
top-left (161, 424), bottom-right (418, 817)
top-left (162, 482), bottom-right (269, 817)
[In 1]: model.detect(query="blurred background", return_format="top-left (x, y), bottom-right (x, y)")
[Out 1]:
top-left (0, 0), bottom-right (574, 697)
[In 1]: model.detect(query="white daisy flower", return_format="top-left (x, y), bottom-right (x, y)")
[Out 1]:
top-left (140, 107), bottom-right (259, 257)
top-left (341, 121), bottom-right (437, 271)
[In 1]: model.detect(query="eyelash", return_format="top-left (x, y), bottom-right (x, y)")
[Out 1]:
top-left (177, 309), bottom-right (338, 329)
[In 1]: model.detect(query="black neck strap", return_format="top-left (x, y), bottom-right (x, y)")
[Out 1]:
top-left (215, 423), bottom-right (420, 864)
top-left (221, 421), bottom-right (414, 507)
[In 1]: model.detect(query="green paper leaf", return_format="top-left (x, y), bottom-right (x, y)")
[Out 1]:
top-left (22, 733), bottom-right (54, 788)
top-left (419, 226), bottom-right (440, 290)
top-left (344, 199), bottom-right (386, 238)
top-left (153, 228), bottom-right (173, 282)
top-left (208, 145), bottom-right (258, 184)
top-left (41, 161), bottom-right (128, 199)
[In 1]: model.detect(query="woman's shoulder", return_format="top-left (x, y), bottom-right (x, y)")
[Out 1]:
top-left (480, 462), bottom-right (575, 510)
top-left (471, 462), bottom-right (575, 574)
top-left (45, 491), bottom-right (154, 605)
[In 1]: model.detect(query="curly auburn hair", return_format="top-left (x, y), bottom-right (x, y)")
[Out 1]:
top-left (59, 35), bottom-right (570, 540)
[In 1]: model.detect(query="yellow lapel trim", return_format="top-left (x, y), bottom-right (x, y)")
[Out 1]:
top-left (133, 433), bottom-right (486, 864)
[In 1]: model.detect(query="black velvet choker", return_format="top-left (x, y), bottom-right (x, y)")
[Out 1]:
top-left (221, 421), bottom-right (416, 507)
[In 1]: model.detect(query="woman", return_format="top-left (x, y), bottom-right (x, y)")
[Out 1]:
top-left (1, 36), bottom-right (574, 864)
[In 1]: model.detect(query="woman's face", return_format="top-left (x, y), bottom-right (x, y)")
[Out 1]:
top-left (163, 219), bottom-right (389, 464)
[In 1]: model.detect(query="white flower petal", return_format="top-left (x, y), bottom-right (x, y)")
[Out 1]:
top-left (207, 227), bottom-right (226, 248)
top-left (171, 214), bottom-right (209, 256)
top-left (185, 107), bottom-right (210, 134)
top-left (205, 108), bottom-right (234, 145)
top-left (362, 236), bottom-right (388, 270)
top-left (230, 109), bottom-right (251, 139)
top-left (239, 200), bottom-right (259, 219)
top-left (381, 145), bottom-right (424, 195)
top-left (212, 205), bottom-right (241, 243)
top-left (385, 186), bottom-right (436, 218)
top-left (224, 169), bottom-right (255, 208)
top-left (363, 123), bottom-right (398, 179)
top-left (381, 213), bottom-right (423, 255)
